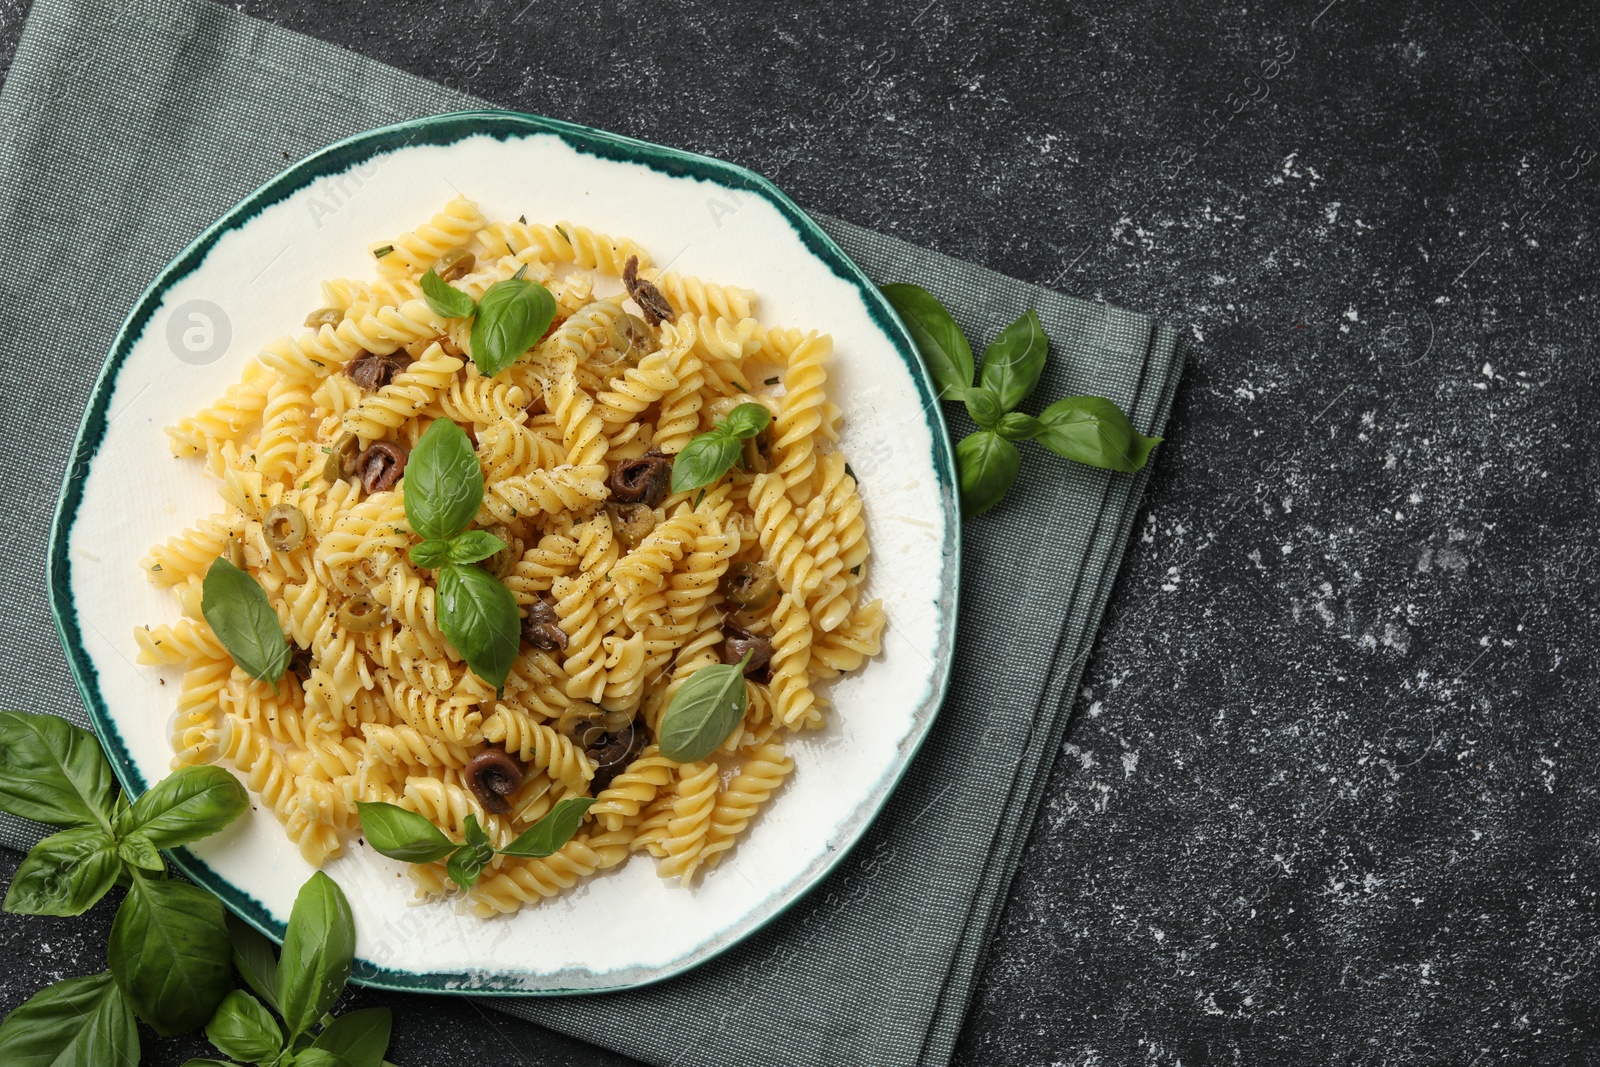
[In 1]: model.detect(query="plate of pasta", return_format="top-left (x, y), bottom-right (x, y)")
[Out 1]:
top-left (48, 111), bottom-right (958, 993)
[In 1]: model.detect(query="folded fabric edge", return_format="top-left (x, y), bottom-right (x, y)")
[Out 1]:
top-left (919, 323), bottom-right (1187, 1064)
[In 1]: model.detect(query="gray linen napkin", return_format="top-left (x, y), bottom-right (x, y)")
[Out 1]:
top-left (0, 1), bottom-right (1185, 1064)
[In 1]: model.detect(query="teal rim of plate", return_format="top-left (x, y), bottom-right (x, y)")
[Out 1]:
top-left (45, 108), bottom-right (961, 996)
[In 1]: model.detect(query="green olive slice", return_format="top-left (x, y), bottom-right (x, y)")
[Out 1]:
top-left (303, 307), bottom-right (342, 329)
top-left (720, 561), bottom-right (778, 612)
top-left (336, 595), bottom-right (384, 633)
top-left (263, 504), bottom-right (308, 552)
top-left (435, 248), bottom-right (476, 282)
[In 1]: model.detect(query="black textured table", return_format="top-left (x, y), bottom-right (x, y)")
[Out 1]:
top-left (4, 1), bottom-right (1599, 1063)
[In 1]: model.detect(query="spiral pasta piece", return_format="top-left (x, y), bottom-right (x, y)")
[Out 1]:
top-left (374, 196), bottom-right (485, 276)
top-left (700, 740), bottom-right (793, 870)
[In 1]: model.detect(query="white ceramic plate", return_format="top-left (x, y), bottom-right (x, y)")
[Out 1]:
top-left (49, 111), bottom-right (959, 994)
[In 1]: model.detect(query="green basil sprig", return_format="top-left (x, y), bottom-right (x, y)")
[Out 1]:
top-left (670, 402), bottom-right (772, 495)
top-left (882, 283), bottom-right (1162, 516)
top-left (0, 712), bottom-right (396, 1065)
top-left (421, 263), bottom-right (555, 377)
top-left (189, 872), bottom-right (388, 1067)
top-left (0, 710), bottom-right (248, 1058)
top-left (356, 796), bottom-right (596, 886)
top-left (657, 653), bottom-right (751, 763)
top-left (201, 558), bottom-right (291, 684)
top-left (402, 418), bottom-right (519, 687)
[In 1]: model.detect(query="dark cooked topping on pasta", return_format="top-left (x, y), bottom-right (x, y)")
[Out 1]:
top-left (434, 248), bottom-right (476, 283)
top-left (521, 596), bottom-right (568, 651)
top-left (741, 427), bottom-right (774, 474)
top-left (608, 450), bottom-right (673, 506)
top-left (344, 349), bottom-right (409, 392)
top-left (584, 720), bottom-right (648, 793)
top-left (607, 503), bottom-right (657, 549)
top-left (263, 503), bottom-right (308, 552)
top-left (720, 623), bottom-right (773, 683)
top-left (322, 432), bottom-right (361, 483)
top-left (355, 441), bottom-right (407, 494)
top-left (466, 746), bottom-right (524, 815)
top-left (622, 255), bottom-right (674, 328)
top-left (287, 645), bottom-right (313, 682)
top-left (720, 562), bottom-right (778, 612)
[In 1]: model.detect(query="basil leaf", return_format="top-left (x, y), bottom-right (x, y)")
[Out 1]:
top-left (447, 530), bottom-right (507, 566)
top-left (436, 563), bottom-right (520, 688)
top-left (445, 842), bottom-right (489, 889)
top-left (420, 269), bottom-right (476, 319)
top-left (955, 431), bottom-right (1021, 518)
top-left (499, 797), bottom-right (595, 858)
top-left (978, 309), bottom-right (1048, 412)
top-left (669, 430), bottom-right (742, 495)
top-left (0, 709), bottom-right (119, 829)
top-left (881, 282), bottom-right (974, 400)
top-left (963, 387), bottom-right (1003, 430)
top-left (1035, 395), bottom-right (1162, 473)
top-left (294, 1050), bottom-right (354, 1067)
top-left (404, 418), bottom-right (483, 542)
top-left (658, 655), bottom-right (750, 763)
top-left (0, 971), bottom-right (137, 1067)
top-left (995, 412), bottom-right (1043, 441)
top-left (3, 826), bottom-right (120, 916)
top-left (118, 831), bottom-right (165, 872)
top-left (469, 276), bottom-right (556, 376)
top-left (356, 801), bottom-right (459, 863)
top-left (108, 875), bottom-right (233, 1035)
top-left (202, 558), bottom-right (291, 684)
top-left (720, 402), bottom-right (771, 439)
top-left (277, 871), bottom-right (355, 1040)
top-left (408, 538), bottom-right (451, 569)
top-left (126, 764), bottom-right (249, 849)
top-left (227, 912), bottom-right (282, 1014)
top-left (311, 1007), bottom-right (392, 1067)
top-left (205, 989), bottom-right (283, 1064)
